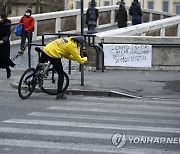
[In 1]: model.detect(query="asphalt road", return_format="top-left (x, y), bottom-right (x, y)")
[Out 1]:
top-left (0, 35), bottom-right (179, 153)
top-left (0, 75), bottom-right (179, 154)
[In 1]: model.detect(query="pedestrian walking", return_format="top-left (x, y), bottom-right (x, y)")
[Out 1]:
top-left (18, 8), bottom-right (35, 54)
top-left (116, 2), bottom-right (127, 28)
top-left (129, 0), bottom-right (142, 25)
top-left (0, 12), bottom-right (15, 79)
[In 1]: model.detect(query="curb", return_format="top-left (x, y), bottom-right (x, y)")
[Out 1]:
top-left (11, 82), bottom-right (138, 98)
top-left (66, 89), bottom-right (139, 98)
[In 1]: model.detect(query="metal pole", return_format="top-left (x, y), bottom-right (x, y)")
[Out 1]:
top-left (68, 60), bottom-right (71, 74)
top-left (80, 0), bottom-right (84, 86)
top-left (28, 45), bottom-right (31, 68)
top-left (27, 32), bottom-right (31, 68)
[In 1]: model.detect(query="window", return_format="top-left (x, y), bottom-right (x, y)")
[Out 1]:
top-left (76, 1), bottom-right (81, 9)
top-left (104, 1), bottom-right (110, 6)
top-left (148, 1), bottom-right (154, 10)
top-left (163, 1), bottom-right (169, 12)
top-left (176, 5), bottom-right (180, 15)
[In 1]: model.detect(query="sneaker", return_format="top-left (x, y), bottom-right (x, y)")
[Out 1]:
top-left (56, 93), bottom-right (67, 100)
top-left (18, 50), bottom-right (24, 54)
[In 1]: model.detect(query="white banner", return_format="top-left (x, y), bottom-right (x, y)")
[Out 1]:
top-left (103, 44), bottom-right (152, 67)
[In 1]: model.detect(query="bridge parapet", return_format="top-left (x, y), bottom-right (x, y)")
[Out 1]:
top-left (95, 15), bottom-right (180, 71)
top-left (97, 15), bottom-right (180, 37)
top-left (10, 5), bottom-right (175, 44)
top-left (94, 36), bottom-right (180, 71)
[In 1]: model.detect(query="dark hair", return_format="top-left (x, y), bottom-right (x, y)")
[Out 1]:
top-left (0, 12), bottom-right (7, 20)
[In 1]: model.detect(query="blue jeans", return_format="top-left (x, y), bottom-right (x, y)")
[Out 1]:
top-left (132, 16), bottom-right (142, 25)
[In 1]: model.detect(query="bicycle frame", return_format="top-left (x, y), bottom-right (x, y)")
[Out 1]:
top-left (18, 47), bottom-right (69, 99)
top-left (22, 61), bottom-right (51, 88)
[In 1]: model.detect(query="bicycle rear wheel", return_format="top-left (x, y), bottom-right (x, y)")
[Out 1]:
top-left (41, 68), bottom-right (69, 95)
top-left (18, 68), bottom-right (36, 99)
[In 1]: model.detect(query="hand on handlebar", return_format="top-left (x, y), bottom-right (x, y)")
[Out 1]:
top-left (81, 51), bottom-right (88, 57)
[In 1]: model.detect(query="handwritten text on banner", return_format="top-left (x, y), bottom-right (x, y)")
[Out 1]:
top-left (103, 44), bottom-right (152, 67)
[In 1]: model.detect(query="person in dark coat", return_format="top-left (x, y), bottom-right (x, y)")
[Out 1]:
top-left (0, 13), bottom-right (15, 79)
top-left (86, 2), bottom-right (99, 32)
top-left (129, 0), bottom-right (142, 25)
top-left (116, 2), bottom-right (127, 28)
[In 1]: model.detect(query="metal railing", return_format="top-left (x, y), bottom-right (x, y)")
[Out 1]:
top-left (27, 32), bottom-right (105, 87)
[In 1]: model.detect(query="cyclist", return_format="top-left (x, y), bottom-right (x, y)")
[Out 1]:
top-left (39, 36), bottom-right (87, 100)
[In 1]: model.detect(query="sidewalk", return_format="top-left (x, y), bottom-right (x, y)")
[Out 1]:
top-left (6, 41), bottom-right (180, 100)
top-left (8, 68), bottom-right (180, 100)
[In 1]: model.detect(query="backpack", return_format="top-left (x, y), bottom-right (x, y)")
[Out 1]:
top-left (14, 24), bottom-right (23, 36)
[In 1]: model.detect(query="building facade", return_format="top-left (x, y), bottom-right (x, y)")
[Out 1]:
top-left (1, 0), bottom-right (179, 16)
top-left (141, 0), bottom-right (180, 15)
top-left (0, 0), bottom-right (65, 17)
top-left (68, 0), bottom-right (180, 15)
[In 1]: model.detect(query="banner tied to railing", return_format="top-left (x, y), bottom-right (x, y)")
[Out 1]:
top-left (103, 44), bottom-right (152, 67)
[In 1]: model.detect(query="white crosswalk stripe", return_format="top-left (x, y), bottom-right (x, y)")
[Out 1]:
top-left (28, 112), bottom-right (180, 125)
top-left (3, 119), bottom-right (180, 133)
top-left (47, 105), bottom-right (180, 117)
top-left (0, 97), bottom-right (180, 153)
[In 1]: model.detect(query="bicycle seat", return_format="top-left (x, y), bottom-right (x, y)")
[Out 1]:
top-left (35, 47), bottom-right (43, 53)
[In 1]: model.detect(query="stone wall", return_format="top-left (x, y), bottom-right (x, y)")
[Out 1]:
top-left (94, 36), bottom-right (180, 71)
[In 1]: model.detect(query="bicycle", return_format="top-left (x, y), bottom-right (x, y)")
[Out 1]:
top-left (18, 47), bottom-right (69, 99)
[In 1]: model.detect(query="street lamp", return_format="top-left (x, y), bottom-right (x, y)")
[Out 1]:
top-left (80, 0), bottom-right (84, 86)
top-left (80, 0), bottom-right (84, 35)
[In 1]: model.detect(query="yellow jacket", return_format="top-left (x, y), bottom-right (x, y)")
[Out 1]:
top-left (43, 37), bottom-right (87, 64)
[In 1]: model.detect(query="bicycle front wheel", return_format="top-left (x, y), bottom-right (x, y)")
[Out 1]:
top-left (41, 68), bottom-right (69, 95)
top-left (18, 68), bottom-right (36, 99)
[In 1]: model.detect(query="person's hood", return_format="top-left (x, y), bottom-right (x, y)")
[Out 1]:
top-left (132, 1), bottom-right (138, 5)
top-left (24, 8), bottom-right (32, 17)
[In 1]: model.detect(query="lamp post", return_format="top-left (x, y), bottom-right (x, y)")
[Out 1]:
top-left (81, 0), bottom-right (84, 36)
top-left (80, 0), bottom-right (84, 86)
